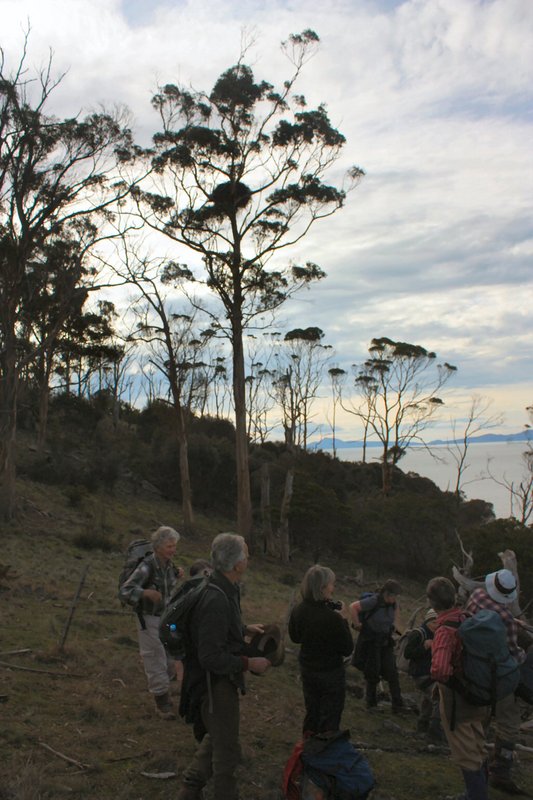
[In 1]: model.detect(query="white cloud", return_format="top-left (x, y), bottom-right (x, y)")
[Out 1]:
top-left (2, 0), bottom-right (532, 433)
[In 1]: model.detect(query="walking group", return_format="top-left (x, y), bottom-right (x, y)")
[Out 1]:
top-left (118, 525), bottom-right (533, 800)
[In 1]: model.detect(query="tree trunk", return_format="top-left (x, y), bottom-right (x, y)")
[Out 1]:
top-left (36, 355), bottom-right (53, 453)
top-left (0, 344), bottom-right (18, 522)
top-left (278, 466), bottom-right (294, 565)
top-left (175, 405), bottom-right (194, 535)
top-left (260, 462), bottom-right (276, 556)
top-left (381, 459), bottom-right (393, 494)
top-left (232, 327), bottom-right (253, 549)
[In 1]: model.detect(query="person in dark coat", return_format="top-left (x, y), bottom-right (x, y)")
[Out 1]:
top-left (350, 579), bottom-right (404, 712)
top-left (404, 607), bottom-right (443, 740)
top-left (177, 533), bottom-right (270, 800)
top-left (289, 564), bottom-right (353, 735)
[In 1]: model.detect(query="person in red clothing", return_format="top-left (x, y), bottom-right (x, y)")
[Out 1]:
top-left (427, 576), bottom-right (490, 800)
top-left (466, 569), bottom-right (526, 793)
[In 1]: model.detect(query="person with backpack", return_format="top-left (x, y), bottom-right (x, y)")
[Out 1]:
top-left (176, 533), bottom-right (270, 800)
top-left (288, 564), bottom-right (354, 736)
top-left (403, 607), bottom-right (444, 742)
top-left (118, 525), bottom-right (184, 719)
top-left (427, 576), bottom-right (490, 800)
top-left (465, 568), bottom-right (526, 794)
top-left (350, 579), bottom-right (405, 713)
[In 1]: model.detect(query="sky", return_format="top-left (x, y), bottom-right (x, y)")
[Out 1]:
top-left (2, 0), bottom-right (532, 441)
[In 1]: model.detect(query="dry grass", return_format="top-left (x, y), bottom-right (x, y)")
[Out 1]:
top-left (1, 478), bottom-right (532, 799)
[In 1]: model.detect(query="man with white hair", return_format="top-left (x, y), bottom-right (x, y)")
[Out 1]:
top-left (177, 532), bottom-right (270, 800)
top-left (119, 525), bottom-right (184, 719)
top-left (466, 568), bottom-right (526, 793)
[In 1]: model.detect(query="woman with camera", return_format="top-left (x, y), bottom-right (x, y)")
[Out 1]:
top-left (289, 564), bottom-right (353, 735)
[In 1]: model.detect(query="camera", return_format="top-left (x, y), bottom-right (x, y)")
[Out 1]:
top-left (326, 599), bottom-right (343, 611)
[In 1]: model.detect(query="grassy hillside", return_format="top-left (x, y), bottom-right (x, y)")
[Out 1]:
top-left (1, 477), bottom-right (532, 800)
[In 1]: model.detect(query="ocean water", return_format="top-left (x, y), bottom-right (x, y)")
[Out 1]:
top-left (324, 441), bottom-right (530, 520)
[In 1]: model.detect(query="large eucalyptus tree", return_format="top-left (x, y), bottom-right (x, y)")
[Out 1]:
top-left (136, 31), bottom-right (362, 545)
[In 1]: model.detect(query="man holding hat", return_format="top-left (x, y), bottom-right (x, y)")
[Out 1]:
top-left (177, 533), bottom-right (271, 800)
top-left (466, 568), bottom-right (526, 793)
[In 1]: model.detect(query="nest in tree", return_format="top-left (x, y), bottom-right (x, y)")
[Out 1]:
top-left (210, 181), bottom-right (252, 212)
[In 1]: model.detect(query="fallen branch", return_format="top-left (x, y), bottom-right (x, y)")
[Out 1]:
top-left (0, 661), bottom-right (82, 677)
top-left (140, 771), bottom-right (177, 779)
top-left (38, 741), bottom-right (92, 770)
top-left (59, 564), bottom-right (89, 652)
top-left (0, 648), bottom-right (32, 657)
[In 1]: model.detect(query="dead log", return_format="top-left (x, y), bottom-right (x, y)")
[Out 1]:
top-left (452, 565), bottom-right (483, 595)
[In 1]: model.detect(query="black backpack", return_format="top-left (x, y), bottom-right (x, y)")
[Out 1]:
top-left (117, 538), bottom-right (154, 603)
top-left (159, 577), bottom-right (226, 659)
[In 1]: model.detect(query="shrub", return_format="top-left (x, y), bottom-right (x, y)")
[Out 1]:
top-left (73, 532), bottom-right (115, 552)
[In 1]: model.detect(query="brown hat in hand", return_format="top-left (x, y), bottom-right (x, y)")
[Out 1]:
top-left (246, 624), bottom-right (285, 667)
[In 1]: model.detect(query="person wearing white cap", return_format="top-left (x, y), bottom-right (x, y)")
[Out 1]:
top-left (466, 568), bottom-right (526, 793)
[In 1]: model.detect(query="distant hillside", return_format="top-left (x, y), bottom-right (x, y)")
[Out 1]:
top-left (310, 430), bottom-right (533, 450)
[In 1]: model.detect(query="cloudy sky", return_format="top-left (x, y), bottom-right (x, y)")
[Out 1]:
top-left (2, 0), bottom-right (532, 440)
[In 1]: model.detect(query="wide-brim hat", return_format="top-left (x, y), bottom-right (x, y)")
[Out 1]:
top-left (247, 624), bottom-right (285, 667)
top-left (485, 569), bottom-right (517, 605)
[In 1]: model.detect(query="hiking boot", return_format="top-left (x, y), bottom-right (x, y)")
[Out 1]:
top-left (488, 739), bottom-right (526, 795)
top-left (154, 692), bottom-right (176, 720)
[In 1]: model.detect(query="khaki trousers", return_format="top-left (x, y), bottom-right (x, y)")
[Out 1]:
top-left (439, 685), bottom-right (490, 771)
top-left (494, 692), bottom-right (521, 743)
top-left (136, 614), bottom-right (176, 696)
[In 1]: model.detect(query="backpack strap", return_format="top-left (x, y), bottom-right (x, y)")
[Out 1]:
top-left (135, 554), bottom-right (157, 630)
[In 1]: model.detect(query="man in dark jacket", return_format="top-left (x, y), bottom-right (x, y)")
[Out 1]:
top-left (350, 579), bottom-right (404, 712)
top-left (177, 533), bottom-right (270, 800)
top-left (404, 608), bottom-right (443, 741)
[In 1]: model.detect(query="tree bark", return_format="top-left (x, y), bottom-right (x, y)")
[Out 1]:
top-left (0, 340), bottom-right (18, 522)
top-left (278, 466), bottom-right (294, 565)
top-left (173, 400), bottom-right (194, 535)
top-left (381, 459), bottom-right (393, 494)
top-left (232, 322), bottom-right (253, 549)
top-left (36, 353), bottom-right (54, 452)
top-left (260, 462), bottom-right (276, 556)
